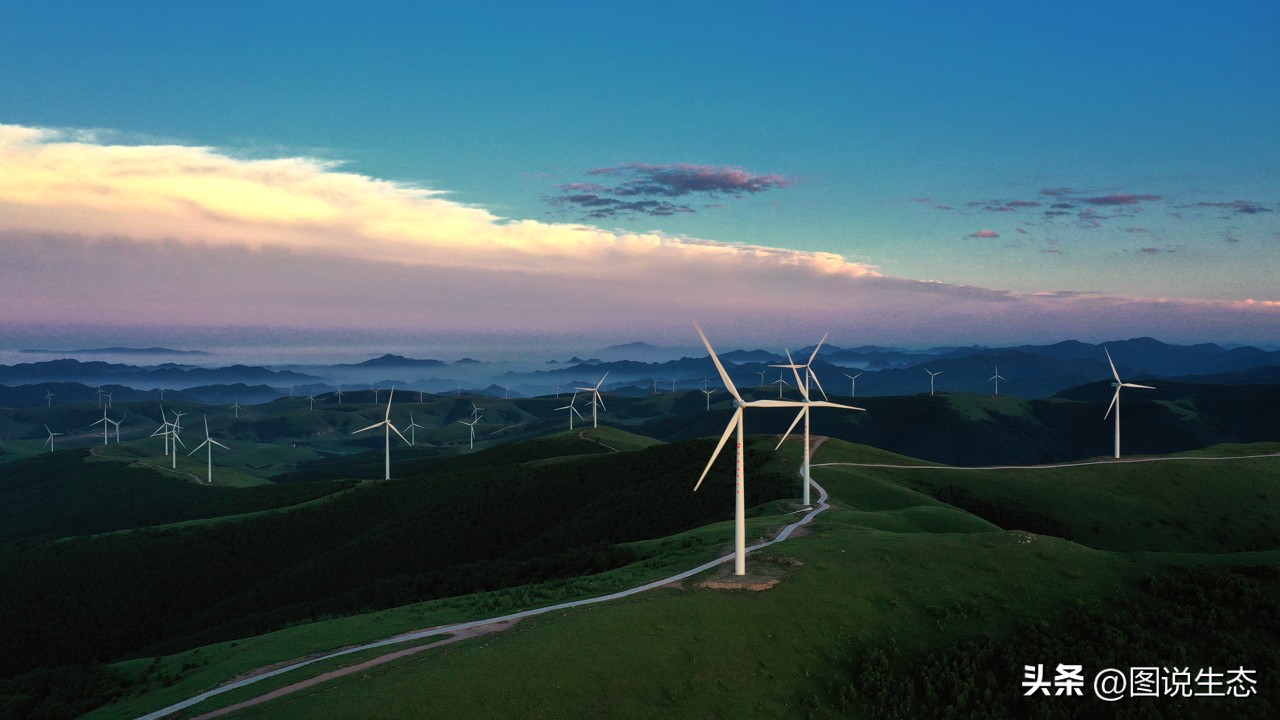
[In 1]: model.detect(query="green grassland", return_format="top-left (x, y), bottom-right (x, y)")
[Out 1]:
top-left (69, 439), bottom-right (1280, 720)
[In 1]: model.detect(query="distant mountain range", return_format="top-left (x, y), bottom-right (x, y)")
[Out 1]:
top-left (1, 338), bottom-right (1278, 407)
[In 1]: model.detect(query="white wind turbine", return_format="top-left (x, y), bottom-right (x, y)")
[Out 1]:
top-left (556, 393), bottom-right (585, 430)
top-left (694, 322), bottom-right (811, 576)
top-left (701, 378), bottom-right (715, 411)
top-left (354, 388), bottom-right (409, 480)
top-left (43, 425), bottom-right (62, 452)
top-left (169, 410), bottom-right (188, 469)
top-left (334, 385), bottom-right (344, 404)
top-left (109, 414), bottom-right (123, 444)
top-left (770, 373), bottom-right (791, 399)
top-left (104, 391), bottom-right (113, 409)
top-left (470, 401), bottom-right (484, 420)
top-left (989, 365), bottom-right (1007, 397)
top-left (231, 402), bottom-right (243, 418)
top-left (188, 415), bottom-right (230, 484)
top-left (772, 337), bottom-right (864, 507)
top-left (843, 371), bottom-right (863, 398)
top-left (925, 368), bottom-right (943, 395)
top-left (151, 407), bottom-right (172, 456)
top-left (371, 385), bottom-right (381, 404)
top-left (90, 405), bottom-right (114, 445)
top-left (406, 411), bottom-right (425, 446)
top-left (307, 393), bottom-right (316, 411)
top-left (459, 415), bottom-right (481, 450)
top-left (575, 373), bottom-right (609, 429)
top-left (44, 390), bottom-right (54, 407)
top-left (755, 370), bottom-right (767, 388)
top-left (1103, 347), bottom-right (1154, 459)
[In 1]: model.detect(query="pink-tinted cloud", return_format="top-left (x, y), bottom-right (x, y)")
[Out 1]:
top-left (1192, 200), bottom-right (1272, 214)
top-left (968, 229), bottom-right (1000, 238)
top-left (2, 125), bottom-right (1277, 347)
top-left (1040, 187), bottom-right (1079, 197)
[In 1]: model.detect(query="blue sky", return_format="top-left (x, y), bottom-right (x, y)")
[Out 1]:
top-left (1, 2), bottom-right (1277, 350)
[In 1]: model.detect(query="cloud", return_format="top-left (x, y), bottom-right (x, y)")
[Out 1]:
top-left (1040, 187), bottom-right (1079, 197)
top-left (1192, 200), bottom-right (1272, 215)
top-left (1138, 247), bottom-right (1172, 255)
top-left (1081, 193), bottom-right (1162, 206)
top-left (2, 124), bottom-right (1277, 347)
top-left (968, 229), bottom-right (1000, 238)
top-left (547, 162), bottom-right (793, 218)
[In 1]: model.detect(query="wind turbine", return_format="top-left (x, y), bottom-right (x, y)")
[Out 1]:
top-left (556, 393), bottom-right (584, 430)
top-left (470, 401), bottom-right (484, 420)
top-left (353, 388), bottom-right (409, 480)
top-left (575, 373), bottom-right (609, 429)
top-left (307, 393), bottom-right (316, 411)
top-left (334, 385), bottom-right (344, 404)
top-left (694, 323), bottom-right (810, 576)
top-left (459, 415), bottom-right (481, 450)
top-left (108, 414), bottom-right (123, 444)
top-left (701, 384), bottom-right (715, 411)
top-left (1103, 347), bottom-right (1154, 459)
top-left (230, 402), bottom-right (242, 418)
top-left (90, 405), bottom-right (113, 445)
top-left (406, 412), bottom-right (425, 446)
top-left (669, 378), bottom-right (677, 393)
top-left (44, 390), bottom-right (54, 407)
top-left (371, 385), bottom-right (381, 404)
top-left (151, 407), bottom-right (172, 456)
top-left (925, 368), bottom-right (943, 395)
top-left (104, 391), bottom-right (113, 409)
top-left (843, 371), bottom-right (863, 398)
top-left (771, 373), bottom-right (791, 399)
top-left (169, 410), bottom-right (188, 468)
top-left (651, 378), bottom-right (660, 395)
top-left (772, 337), bottom-right (864, 506)
top-left (43, 425), bottom-right (62, 452)
top-left (755, 370), bottom-right (767, 388)
top-left (188, 415), bottom-right (229, 484)
top-left (456, 380), bottom-right (463, 396)
top-left (989, 365), bottom-right (1007, 397)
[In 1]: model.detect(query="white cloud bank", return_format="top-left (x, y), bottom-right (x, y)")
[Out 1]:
top-left (1, 124), bottom-right (1276, 347)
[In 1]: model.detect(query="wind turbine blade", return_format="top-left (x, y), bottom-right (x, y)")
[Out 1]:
top-left (571, 406), bottom-right (584, 419)
top-left (384, 388), bottom-right (395, 419)
top-left (354, 421), bottom-right (384, 434)
top-left (389, 422), bottom-right (410, 446)
top-left (784, 349), bottom-right (806, 400)
top-left (1104, 347), bottom-right (1121, 382)
top-left (1123, 382), bottom-right (1155, 390)
top-left (172, 433), bottom-right (186, 449)
top-left (210, 439), bottom-right (230, 450)
top-left (594, 371), bottom-right (609, 390)
top-left (189, 439), bottom-right (209, 455)
top-left (743, 399), bottom-right (807, 408)
top-left (595, 391), bottom-right (607, 412)
top-left (774, 407), bottom-right (807, 450)
top-left (809, 400), bottom-right (866, 411)
top-left (807, 332), bottom-right (828, 367)
top-left (808, 370), bottom-right (829, 402)
top-left (1104, 388), bottom-right (1119, 419)
top-left (694, 407), bottom-right (742, 492)
top-left (91, 418), bottom-right (105, 427)
top-left (694, 321), bottom-right (741, 401)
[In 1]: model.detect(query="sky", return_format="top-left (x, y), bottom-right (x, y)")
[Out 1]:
top-left (1, 2), bottom-right (1278, 357)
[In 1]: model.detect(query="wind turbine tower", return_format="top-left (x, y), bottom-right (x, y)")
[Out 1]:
top-left (989, 365), bottom-right (1007, 397)
top-left (44, 390), bottom-right (54, 407)
top-left (771, 336), bottom-right (863, 506)
top-left (406, 412), bottom-right (425, 446)
top-left (694, 323), bottom-right (812, 576)
top-left (575, 373), bottom-right (609, 429)
top-left (556, 393), bottom-right (584, 430)
top-left (1103, 347), bottom-right (1155, 459)
top-left (188, 416), bottom-right (230, 483)
top-left (844, 371), bottom-right (863, 398)
top-left (353, 389), bottom-right (409, 480)
top-left (925, 368), bottom-right (943, 395)
top-left (459, 415), bottom-right (481, 450)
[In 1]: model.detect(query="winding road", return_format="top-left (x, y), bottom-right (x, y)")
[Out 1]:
top-left (135, 478), bottom-right (833, 719)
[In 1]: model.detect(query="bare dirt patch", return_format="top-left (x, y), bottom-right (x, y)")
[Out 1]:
top-left (697, 555), bottom-right (801, 592)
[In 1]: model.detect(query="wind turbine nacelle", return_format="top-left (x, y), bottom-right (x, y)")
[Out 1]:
top-left (1111, 382), bottom-right (1120, 388)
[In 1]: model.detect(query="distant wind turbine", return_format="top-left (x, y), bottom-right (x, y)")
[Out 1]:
top-left (771, 373), bottom-right (791, 399)
top-left (353, 388), bottom-right (409, 480)
top-left (694, 322), bottom-right (811, 576)
top-left (556, 393), bottom-right (585, 430)
top-left (1103, 347), bottom-right (1154, 459)
top-left (459, 415), bottom-right (481, 450)
top-left (151, 407), bottom-right (172, 456)
top-left (371, 385), bottom-right (381, 404)
top-left (231, 402), bottom-right (242, 418)
top-left (334, 385), bottom-right (344, 404)
top-left (575, 373), bottom-right (609, 429)
top-left (169, 410), bottom-right (188, 469)
top-left (90, 405), bottom-right (114, 445)
top-left (843, 371), bottom-right (863, 398)
top-left (772, 336), bottom-right (864, 506)
top-left (925, 368), bottom-right (943, 395)
top-left (44, 390), bottom-right (54, 407)
top-left (756, 370), bottom-right (767, 388)
top-left (104, 391), bottom-right (113, 409)
top-left (406, 412), bottom-right (425, 446)
top-left (188, 415), bottom-right (230, 484)
top-left (43, 425), bottom-right (62, 452)
top-left (307, 393), bottom-right (316, 411)
top-left (989, 365), bottom-right (1007, 397)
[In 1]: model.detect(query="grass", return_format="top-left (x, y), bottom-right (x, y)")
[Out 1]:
top-left (76, 440), bottom-right (1280, 719)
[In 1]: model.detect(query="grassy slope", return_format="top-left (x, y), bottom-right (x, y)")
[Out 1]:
top-left (93, 440), bottom-right (1280, 719)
